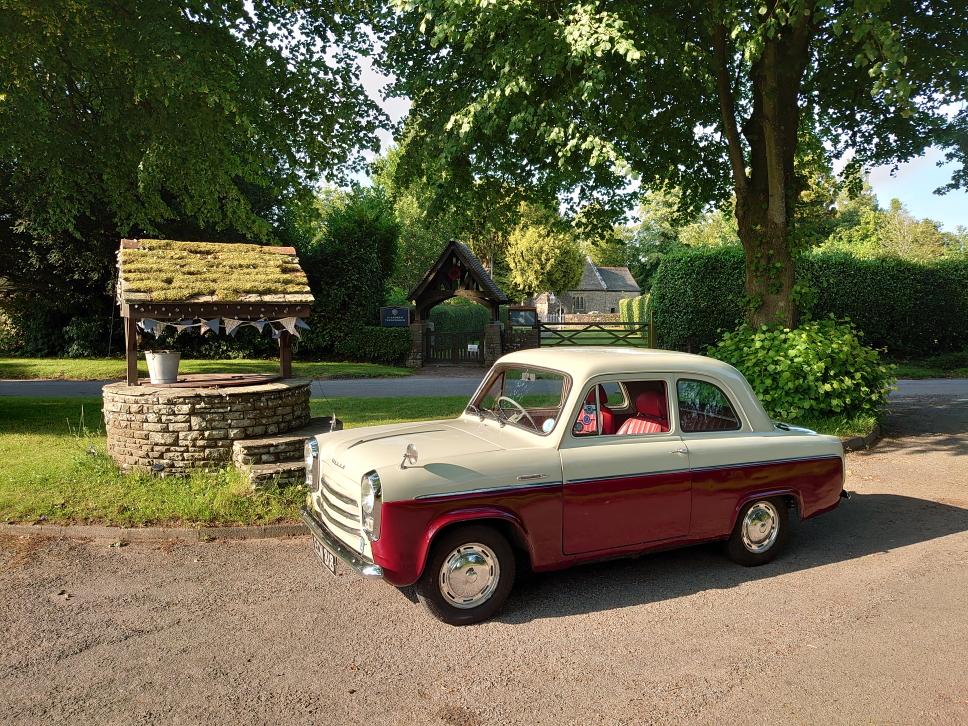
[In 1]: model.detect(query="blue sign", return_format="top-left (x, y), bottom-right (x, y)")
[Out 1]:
top-left (380, 306), bottom-right (411, 327)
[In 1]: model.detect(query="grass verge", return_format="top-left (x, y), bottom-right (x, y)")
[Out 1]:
top-left (0, 396), bottom-right (872, 527)
top-left (0, 397), bottom-right (467, 527)
top-left (0, 356), bottom-right (411, 381)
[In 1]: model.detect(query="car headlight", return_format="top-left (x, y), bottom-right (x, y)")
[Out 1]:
top-left (304, 438), bottom-right (319, 491)
top-left (361, 470), bottom-right (382, 542)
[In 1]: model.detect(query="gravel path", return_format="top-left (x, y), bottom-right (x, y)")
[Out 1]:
top-left (2, 398), bottom-right (967, 725)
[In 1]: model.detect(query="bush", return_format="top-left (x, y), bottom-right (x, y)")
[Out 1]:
top-left (429, 300), bottom-right (491, 332)
top-left (332, 327), bottom-right (411, 366)
top-left (649, 247), bottom-right (968, 355)
top-left (709, 319), bottom-right (895, 421)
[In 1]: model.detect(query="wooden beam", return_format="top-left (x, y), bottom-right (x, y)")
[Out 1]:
top-left (279, 331), bottom-right (293, 379)
top-left (125, 302), bottom-right (312, 319)
top-left (124, 315), bottom-right (139, 386)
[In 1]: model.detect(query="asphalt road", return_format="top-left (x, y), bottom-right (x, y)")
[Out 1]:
top-left (2, 396), bottom-right (968, 725)
top-left (0, 376), bottom-right (965, 399)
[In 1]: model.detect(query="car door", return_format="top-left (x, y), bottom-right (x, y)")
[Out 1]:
top-left (673, 376), bottom-right (767, 540)
top-left (558, 378), bottom-right (692, 555)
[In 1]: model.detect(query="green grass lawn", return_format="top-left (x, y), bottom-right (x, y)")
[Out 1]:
top-left (0, 356), bottom-right (411, 381)
top-left (0, 396), bottom-right (468, 528)
top-left (1, 395), bottom-right (877, 528)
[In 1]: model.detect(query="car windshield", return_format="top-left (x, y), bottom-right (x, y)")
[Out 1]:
top-left (466, 365), bottom-right (569, 434)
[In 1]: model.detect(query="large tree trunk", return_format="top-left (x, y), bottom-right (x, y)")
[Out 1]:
top-left (712, 12), bottom-right (816, 329)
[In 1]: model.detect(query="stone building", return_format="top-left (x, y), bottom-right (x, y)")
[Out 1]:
top-left (534, 257), bottom-right (641, 319)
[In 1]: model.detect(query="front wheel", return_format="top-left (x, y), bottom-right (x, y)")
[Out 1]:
top-left (415, 525), bottom-right (516, 625)
top-left (725, 498), bottom-right (789, 566)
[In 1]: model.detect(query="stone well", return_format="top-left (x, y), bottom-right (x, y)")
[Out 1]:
top-left (103, 377), bottom-right (312, 474)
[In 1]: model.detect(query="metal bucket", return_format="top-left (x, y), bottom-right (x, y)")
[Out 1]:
top-left (145, 351), bottom-right (181, 384)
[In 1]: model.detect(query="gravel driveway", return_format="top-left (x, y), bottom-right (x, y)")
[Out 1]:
top-left (2, 396), bottom-right (967, 726)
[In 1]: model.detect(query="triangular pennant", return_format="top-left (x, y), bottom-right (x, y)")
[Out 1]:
top-left (252, 320), bottom-right (267, 332)
top-left (279, 317), bottom-right (299, 335)
top-left (202, 318), bottom-right (221, 335)
top-left (153, 322), bottom-right (168, 338)
top-left (271, 327), bottom-right (283, 339)
top-left (224, 318), bottom-right (243, 337)
top-left (140, 319), bottom-right (159, 332)
top-left (295, 318), bottom-right (310, 330)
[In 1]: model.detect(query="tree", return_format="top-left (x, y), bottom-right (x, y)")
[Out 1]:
top-left (505, 218), bottom-right (584, 299)
top-left (1, 0), bottom-right (384, 355)
top-left (379, 0), bottom-right (968, 327)
top-left (297, 187), bottom-right (400, 351)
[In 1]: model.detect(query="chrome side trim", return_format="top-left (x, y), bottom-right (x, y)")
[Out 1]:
top-left (300, 505), bottom-right (383, 580)
top-left (321, 476), bottom-right (356, 506)
top-left (414, 481), bottom-right (562, 500)
top-left (566, 469), bottom-right (689, 485)
top-left (689, 454), bottom-right (843, 474)
top-left (517, 473), bottom-right (549, 481)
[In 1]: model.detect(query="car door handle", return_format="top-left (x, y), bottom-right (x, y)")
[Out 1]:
top-left (670, 448), bottom-right (688, 454)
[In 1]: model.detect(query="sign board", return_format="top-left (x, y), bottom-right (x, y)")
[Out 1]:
top-left (508, 306), bottom-right (537, 328)
top-left (380, 306), bottom-right (411, 327)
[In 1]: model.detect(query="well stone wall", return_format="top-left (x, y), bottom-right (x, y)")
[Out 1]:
top-left (103, 378), bottom-right (312, 473)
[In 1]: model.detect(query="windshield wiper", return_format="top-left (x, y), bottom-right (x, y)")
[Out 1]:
top-left (466, 403), bottom-right (485, 421)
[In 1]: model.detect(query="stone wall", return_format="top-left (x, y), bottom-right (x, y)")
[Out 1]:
top-left (564, 313), bottom-right (621, 323)
top-left (103, 378), bottom-right (312, 474)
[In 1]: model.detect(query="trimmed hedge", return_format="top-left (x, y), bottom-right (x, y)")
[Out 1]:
top-left (429, 302), bottom-right (491, 332)
top-left (650, 247), bottom-right (968, 355)
top-left (332, 327), bottom-right (412, 366)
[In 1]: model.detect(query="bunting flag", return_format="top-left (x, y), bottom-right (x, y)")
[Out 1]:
top-left (134, 316), bottom-right (309, 339)
top-left (224, 318), bottom-right (244, 337)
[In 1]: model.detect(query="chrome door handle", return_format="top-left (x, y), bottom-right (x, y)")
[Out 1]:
top-left (670, 448), bottom-right (688, 454)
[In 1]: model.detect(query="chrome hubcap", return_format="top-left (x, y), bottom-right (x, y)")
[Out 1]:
top-left (438, 543), bottom-right (500, 609)
top-left (741, 501), bottom-right (779, 553)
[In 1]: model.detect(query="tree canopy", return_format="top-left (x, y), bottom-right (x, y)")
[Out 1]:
top-left (1, 0), bottom-right (384, 274)
top-left (379, 0), bottom-right (968, 327)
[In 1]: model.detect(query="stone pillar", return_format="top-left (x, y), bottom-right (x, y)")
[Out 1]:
top-left (406, 321), bottom-right (426, 369)
top-left (484, 323), bottom-right (503, 367)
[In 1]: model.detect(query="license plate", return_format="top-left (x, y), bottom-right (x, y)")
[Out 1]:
top-left (312, 536), bottom-right (337, 576)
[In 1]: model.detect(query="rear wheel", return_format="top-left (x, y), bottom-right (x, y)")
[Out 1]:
top-left (415, 525), bottom-right (515, 625)
top-left (725, 498), bottom-right (789, 566)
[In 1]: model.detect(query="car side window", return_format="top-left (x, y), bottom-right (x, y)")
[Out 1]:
top-left (676, 379), bottom-right (741, 432)
top-left (573, 380), bottom-right (669, 437)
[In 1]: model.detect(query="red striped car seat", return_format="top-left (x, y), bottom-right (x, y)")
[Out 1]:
top-left (616, 390), bottom-right (669, 435)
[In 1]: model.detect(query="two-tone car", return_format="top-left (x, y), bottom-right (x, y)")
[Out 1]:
top-left (300, 348), bottom-right (847, 625)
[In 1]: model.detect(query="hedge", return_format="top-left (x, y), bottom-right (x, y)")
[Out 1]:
top-left (332, 327), bottom-right (412, 365)
top-left (650, 247), bottom-right (968, 355)
top-left (429, 302), bottom-right (491, 332)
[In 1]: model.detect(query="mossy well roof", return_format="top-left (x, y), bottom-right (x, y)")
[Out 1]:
top-left (117, 239), bottom-right (314, 305)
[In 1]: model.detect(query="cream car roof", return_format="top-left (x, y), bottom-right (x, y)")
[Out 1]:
top-left (495, 347), bottom-right (775, 432)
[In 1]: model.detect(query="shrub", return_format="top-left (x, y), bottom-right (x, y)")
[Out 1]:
top-left (332, 327), bottom-right (411, 366)
top-left (709, 319), bottom-right (895, 421)
top-left (429, 300), bottom-right (491, 332)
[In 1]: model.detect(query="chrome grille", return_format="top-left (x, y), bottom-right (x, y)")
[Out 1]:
top-left (318, 473), bottom-right (361, 540)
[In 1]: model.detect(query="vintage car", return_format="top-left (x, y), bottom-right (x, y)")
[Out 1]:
top-left (300, 348), bottom-right (847, 625)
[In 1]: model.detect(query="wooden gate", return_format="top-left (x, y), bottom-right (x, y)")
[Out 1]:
top-left (538, 319), bottom-right (657, 348)
top-left (424, 329), bottom-right (485, 363)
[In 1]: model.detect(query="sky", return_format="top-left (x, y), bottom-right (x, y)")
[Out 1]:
top-left (360, 60), bottom-right (968, 232)
top-left (868, 148), bottom-right (967, 232)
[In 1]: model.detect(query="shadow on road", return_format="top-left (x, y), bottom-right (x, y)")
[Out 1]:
top-left (881, 399), bottom-right (968, 456)
top-left (497, 492), bottom-right (968, 623)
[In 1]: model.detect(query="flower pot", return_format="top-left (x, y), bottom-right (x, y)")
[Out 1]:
top-left (145, 350), bottom-right (181, 384)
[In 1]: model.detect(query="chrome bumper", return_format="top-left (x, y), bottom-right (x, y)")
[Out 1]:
top-left (299, 504), bottom-right (384, 580)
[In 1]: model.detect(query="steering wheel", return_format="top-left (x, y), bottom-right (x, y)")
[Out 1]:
top-left (496, 396), bottom-right (538, 430)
